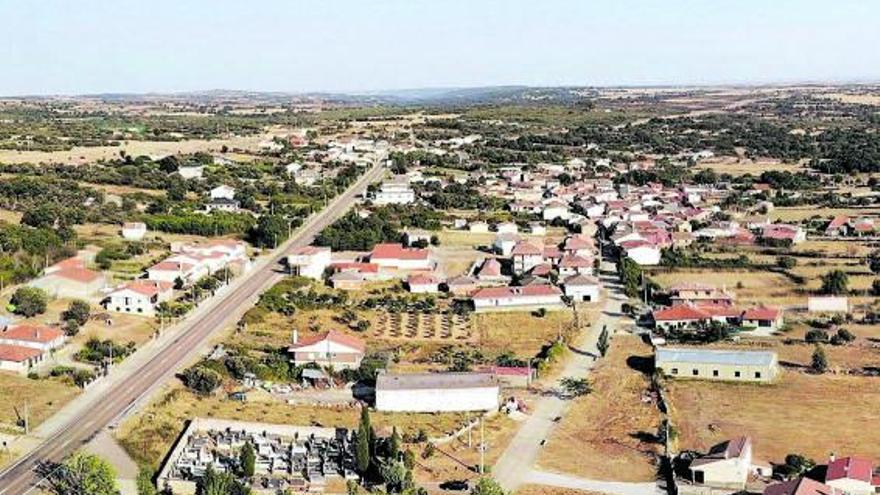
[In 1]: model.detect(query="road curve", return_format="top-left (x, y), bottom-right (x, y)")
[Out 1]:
top-left (0, 162), bottom-right (385, 495)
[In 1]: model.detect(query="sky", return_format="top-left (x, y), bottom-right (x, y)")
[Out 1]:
top-left (2, 0), bottom-right (879, 96)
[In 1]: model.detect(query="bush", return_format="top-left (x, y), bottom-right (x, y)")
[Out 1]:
top-left (776, 256), bottom-right (797, 269)
top-left (62, 300), bottom-right (91, 326)
top-left (830, 328), bottom-right (856, 346)
top-left (181, 366), bottom-right (222, 395)
top-left (10, 287), bottom-right (48, 317)
top-left (804, 328), bottom-right (829, 344)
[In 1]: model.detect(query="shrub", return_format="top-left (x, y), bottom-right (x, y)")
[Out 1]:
top-left (10, 287), bottom-right (48, 317)
top-left (181, 366), bottom-right (222, 395)
top-left (804, 328), bottom-right (829, 343)
top-left (62, 300), bottom-right (91, 326)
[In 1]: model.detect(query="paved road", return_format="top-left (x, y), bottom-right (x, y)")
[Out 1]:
top-left (523, 470), bottom-right (660, 495)
top-left (492, 261), bottom-right (635, 493)
top-left (0, 161), bottom-right (386, 495)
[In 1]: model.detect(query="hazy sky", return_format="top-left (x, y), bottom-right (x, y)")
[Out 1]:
top-left (2, 0), bottom-right (879, 96)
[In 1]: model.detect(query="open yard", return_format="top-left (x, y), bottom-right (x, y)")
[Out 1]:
top-left (477, 309), bottom-right (581, 359)
top-left (666, 371), bottom-right (880, 464)
top-left (697, 157), bottom-right (803, 176)
top-left (649, 269), bottom-right (802, 306)
top-left (537, 335), bottom-right (662, 482)
top-left (0, 373), bottom-right (79, 432)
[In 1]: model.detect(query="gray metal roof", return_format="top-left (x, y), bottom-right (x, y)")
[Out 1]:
top-left (377, 372), bottom-right (498, 391)
top-left (656, 347), bottom-right (777, 366)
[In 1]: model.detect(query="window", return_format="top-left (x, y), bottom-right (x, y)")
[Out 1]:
top-left (671, 368), bottom-right (678, 375)
top-left (734, 371), bottom-right (741, 378)
top-left (692, 369), bottom-right (699, 376)
top-left (755, 372), bottom-right (762, 379)
top-left (712, 370), bottom-right (719, 377)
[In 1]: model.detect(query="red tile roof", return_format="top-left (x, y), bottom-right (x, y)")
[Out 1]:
top-left (1, 324), bottom-right (63, 344)
top-left (408, 273), bottom-right (440, 285)
top-left (477, 258), bottom-right (502, 277)
top-left (370, 243), bottom-right (429, 261)
top-left (652, 305), bottom-right (710, 321)
top-left (49, 267), bottom-right (102, 283)
top-left (511, 241), bottom-right (543, 256)
top-left (826, 456), bottom-right (873, 483)
top-left (763, 477), bottom-right (840, 495)
top-left (116, 280), bottom-right (173, 297)
top-left (0, 344), bottom-right (42, 362)
top-left (330, 262), bottom-right (379, 274)
top-left (743, 306), bottom-right (781, 321)
top-left (289, 330), bottom-right (366, 353)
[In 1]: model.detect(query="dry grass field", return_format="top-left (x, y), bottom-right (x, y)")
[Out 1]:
top-left (477, 309), bottom-right (578, 358)
top-left (697, 158), bottom-right (803, 176)
top-left (772, 207), bottom-right (880, 223)
top-left (0, 131), bottom-right (283, 165)
top-left (116, 384), bottom-right (471, 468)
top-left (666, 371), bottom-right (880, 464)
top-left (650, 269), bottom-right (801, 306)
top-left (537, 335), bottom-right (661, 482)
top-left (0, 374), bottom-right (79, 432)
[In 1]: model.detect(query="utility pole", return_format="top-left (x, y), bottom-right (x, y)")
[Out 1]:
top-left (467, 413), bottom-right (472, 448)
top-left (23, 400), bottom-right (29, 435)
top-left (479, 417), bottom-right (485, 474)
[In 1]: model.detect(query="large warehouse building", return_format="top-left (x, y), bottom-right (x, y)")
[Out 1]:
top-left (655, 347), bottom-right (779, 383)
top-left (375, 372), bottom-right (500, 413)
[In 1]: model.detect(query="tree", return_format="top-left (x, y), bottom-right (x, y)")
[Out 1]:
top-left (776, 256), bottom-right (797, 269)
top-left (356, 406), bottom-right (372, 475)
top-left (560, 377), bottom-right (592, 398)
top-left (389, 426), bottom-right (401, 461)
top-left (136, 466), bottom-right (158, 495)
top-left (197, 465), bottom-right (250, 495)
top-left (240, 442), bottom-right (256, 477)
top-left (10, 287), bottom-right (48, 317)
top-left (820, 270), bottom-right (849, 295)
top-left (40, 452), bottom-right (118, 495)
top-left (181, 366), bottom-right (222, 395)
top-left (62, 300), bottom-right (91, 326)
top-left (249, 214), bottom-right (289, 248)
top-left (811, 345), bottom-right (828, 374)
top-left (470, 477), bottom-right (506, 495)
top-left (596, 325), bottom-right (610, 357)
top-left (782, 453), bottom-right (816, 477)
top-left (380, 460), bottom-right (411, 494)
top-left (804, 328), bottom-right (829, 344)
top-left (869, 255), bottom-right (880, 274)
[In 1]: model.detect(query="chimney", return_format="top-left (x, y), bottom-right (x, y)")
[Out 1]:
top-left (292, 329), bottom-right (299, 344)
top-left (829, 452), bottom-right (836, 463)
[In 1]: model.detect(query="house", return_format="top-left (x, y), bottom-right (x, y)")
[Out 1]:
top-left (402, 230), bottom-right (432, 247)
top-left (825, 455), bottom-right (878, 495)
top-left (688, 436), bottom-right (754, 489)
top-left (471, 285), bottom-right (564, 312)
top-left (655, 348), bottom-right (779, 383)
top-left (122, 222), bottom-right (147, 241)
top-left (528, 223), bottom-right (547, 236)
top-left (764, 477), bottom-right (842, 495)
top-left (562, 274), bottom-right (600, 302)
top-left (496, 222), bottom-right (519, 234)
top-left (620, 240), bottom-right (661, 266)
top-left (29, 260), bottom-right (106, 300)
top-left (558, 254), bottom-right (594, 277)
top-left (368, 243), bottom-right (432, 270)
top-left (824, 216), bottom-right (851, 237)
top-left (493, 234), bottom-right (521, 257)
top-left (205, 197), bottom-right (240, 212)
top-left (148, 261), bottom-right (196, 285)
top-left (178, 166), bottom-right (204, 180)
top-left (475, 258), bottom-right (509, 284)
top-left (374, 180), bottom-right (415, 205)
top-left (511, 241), bottom-right (544, 274)
top-left (329, 270), bottom-right (366, 290)
top-left (652, 305), bottom-right (716, 330)
top-left (105, 280), bottom-right (173, 316)
top-left (542, 200), bottom-right (570, 221)
top-left (0, 345), bottom-right (44, 374)
top-left (761, 224), bottom-right (806, 245)
top-left (808, 296), bottom-right (849, 314)
top-left (287, 330), bottom-right (365, 370)
top-left (0, 324), bottom-right (66, 352)
top-left (407, 273), bottom-right (441, 294)
top-left (210, 185), bottom-right (236, 200)
top-left (286, 247), bottom-right (332, 280)
top-left (742, 306), bottom-right (784, 332)
top-left (446, 275), bottom-right (478, 296)
top-left (669, 283), bottom-right (734, 307)
top-left (375, 372), bottom-right (500, 413)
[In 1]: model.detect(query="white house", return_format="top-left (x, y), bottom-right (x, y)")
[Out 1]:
top-left (210, 185), bottom-right (236, 201)
top-left (368, 243), bottom-right (432, 270)
top-left (496, 222), bottom-right (519, 234)
top-left (469, 221), bottom-right (490, 233)
top-left (0, 345), bottom-right (44, 374)
top-left (375, 372), bottom-right (500, 413)
top-left (688, 436), bottom-right (754, 489)
top-left (105, 280), bottom-right (173, 316)
top-left (287, 330), bottom-right (365, 370)
top-left (178, 166), bottom-right (204, 180)
top-left (407, 273), bottom-right (441, 294)
top-left (147, 261), bottom-right (196, 285)
top-left (122, 222), bottom-right (147, 241)
top-left (286, 247), bottom-right (332, 280)
top-left (0, 324), bottom-right (66, 352)
top-left (205, 198), bottom-right (240, 213)
top-left (493, 234), bottom-right (521, 257)
top-left (621, 241), bottom-right (662, 266)
top-left (511, 241), bottom-right (544, 274)
top-left (542, 200), bottom-right (570, 221)
top-left (471, 285), bottom-right (564, 312)
top-left (374, 180), bottom-right (415, 205)
top-left (562, 274), bottom-right (601, 302)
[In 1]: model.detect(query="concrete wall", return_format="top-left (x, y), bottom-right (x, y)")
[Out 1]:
top-left (376, 386), bottom-right (499, 413)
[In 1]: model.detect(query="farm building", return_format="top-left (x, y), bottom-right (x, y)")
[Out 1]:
top-left (29, 258), bottom-right (106, 300)
top-left (375, 372), bottom-right (500, 413)
top-left (471, 285), bottom-right (564, 312)
top-left (368, 243), bottom-right (432, 270)
top-left (0, 345), bottom-right (44, 374)
top-left (741, 306), bottom-right (784, 331)
top-left (562, 274), bottom-right (601, 302)
top-left (655, 348), bottom-right (779, 383)
top-left (686, 436), bottom-right (758, 490)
